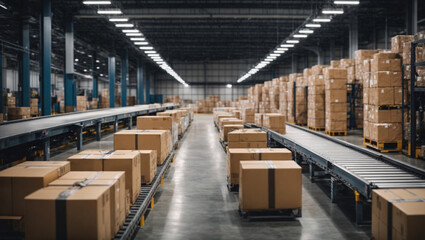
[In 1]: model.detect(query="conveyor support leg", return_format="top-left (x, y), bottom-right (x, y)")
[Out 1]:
top-left (76, 126), bottom-right (83, 151)
top-left (96, 122), bottom-right (101, 141)
top-left (150, 198), bottom-right (154, 209)
top-left (355, 191), bottom-right (364, 225)
top-left (43, 138), bottom-right (50, 161)
top-left (140, 216), bottom-right (145, 227)
top-left (331, 177), bottom-right (338, 203)
top-left (128, 117), bottom-right (132, 130)
top-left (113, 120), bottom-right (118, 133)
top-left (309, 163), bottom-right (315, 182)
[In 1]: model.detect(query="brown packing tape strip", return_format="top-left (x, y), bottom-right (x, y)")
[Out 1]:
top-left (265, 161), bottom-right (275, 209)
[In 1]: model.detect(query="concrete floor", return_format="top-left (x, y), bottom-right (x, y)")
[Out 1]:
top-left (134, 115), bottom-right (370, 240)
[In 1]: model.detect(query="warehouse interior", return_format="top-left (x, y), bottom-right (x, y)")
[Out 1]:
top-left (1, 0), bottom-right (425, 239)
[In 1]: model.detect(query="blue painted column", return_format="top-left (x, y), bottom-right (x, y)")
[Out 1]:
top-left (145, 66), bottom-right (150, 104)
top-left (0, 44), bottom-right (3, 114)
top-left (137, 56), bottom-right (144, 104)
top-left (92, 52), bottom-right (98, 99)
top-left (108, 56), bottom-right (115, 108)
top-left (20, 17), bottom-right (30, 107)
top-left (39, 0), bottom-right (51, 115)
top-left (121, 50), bottom-right (128, 107)
top-left (64, 16), bottom-right (74, 112)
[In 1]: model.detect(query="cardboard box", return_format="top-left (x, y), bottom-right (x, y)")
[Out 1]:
top-left (371, 71), bottom-right (402, 88)
top-left (369, 123), bottom-right (402, 142)
top-left (25, 186), bottom-right (111, 240)
top-left (219, 118), bottom-right (243, 131)
top-left (369, 87), bottom-right (395, 106)
top-left (254, 113), bottom-right (264, 126)
top-left (228, 142), bottom-right (268, 148)
top-left (239, 161), bottom-right (302, 211)
top-left (228, 129), bottom-right (267, 143)
top-left (49, 171), bottom-right (126, 236)
top-left (0, 161), bottom-right (70, 216)
top-left (138, 150), bottom-right (157, 184)
top-left (67, 150), bottom-right (141, 203)
top-left (137, 116), bottom-right (173, 131)
top-left (391, 35), bottom-right (415, 53)
top-left (371, 58), bottom-right (401, 72)
top-left (263, 114), bottom-right (286, 134)
top-left (221, 124), bottom-right (244, 142)
top-left (325, 68), bottom-right (347, 79)
top-left (114, 130), bottom-right (171, 165)
top-left (325, 120), bottom-right (347, 132)
top-left (325, 111), bottom-right (347, 121)
top-left (325, 90), bottom-right (347, 103)
top-left (371, 189), bottom-right (425, 240)
top-left (325, 79), bottom-right (347, 90)
top-left (227, 148), bottom-right (292, 185)
top-left (369, 107), bottom-right (402, 123)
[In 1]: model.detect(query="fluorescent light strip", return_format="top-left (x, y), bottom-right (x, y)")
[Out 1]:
top-left (83, 1), bottom-right (111, 4)
top-left (139, 46), bottom-right (153, 50)
top-left (322, 9), bottom-right (344, 14)
top-left (144, 51), bottom-right (156, 54)
top-left (313, 18), bottom-right (332, 22)
top-left (334, 0), bottom-right (359, 5)
top-left (97, 9), bottom-right (122, 14)
top-left (281, 44), bottom-right (294, 48)
top-left (130, 38), bottom-right (145, 41)
top-left (277, 48), bottom-right (288, 51)
top-left (270, 53), bottom-right (280, 57)
top-left (115, 23), bottom-right (134, 27)
top-left (134, 42), bottom-right (149, 45)
top-left (286, 40), bottom-right (299, 43)
top-left (122, 29), bottom-right (139, 33)
top-left (299, 29), bottom-right (314, 34)
top-left (305, 23), bottom-right (321, 28)
top-left (148, 54), bottom-right (159, 57)
top-left (294, 34), bottom-right (308, 38)
top-left (126, 33), bottom-right (142, 36)
top-left (274, 50), bottom-right (285, 54)
top-left (109, 18), bottom-right (128, 22)
top-left (0, 3), bottom-right (7, 9)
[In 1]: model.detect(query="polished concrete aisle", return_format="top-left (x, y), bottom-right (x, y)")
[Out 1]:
top-left (135, 115), bottom-right (370, 240)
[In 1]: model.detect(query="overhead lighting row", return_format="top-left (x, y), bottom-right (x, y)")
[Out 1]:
top-left (82, 0), bottom-right (188, 86)
top-left (236, 0), bottom-right (359, 83)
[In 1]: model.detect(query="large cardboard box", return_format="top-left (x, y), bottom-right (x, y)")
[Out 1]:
top-left (239, 161), bottom-right (302, 211)
top-left (138, 150), bottom-right (157, 184)
top-left (228, 142), bottom-right (268, 148)
top-left (325, 79), bottom-right (347, 90)
top-left (221, 124), bottom-right (244, 142)
top-left (369, 107), bottom-right (402, 123)
top-left (391, 35), bottom-right (415, 53)
top-left (25, 186), bottom-right (111, 240)
top-left (325, 120), bottom-right (347, 132)
top-left (0, 161), bottom-right (70, 216)
top-left (371, 71), bottom-right (402, 88)
top-left (67, 150), bottom-right (141, 203)
top-left (114, 130), bottom-right (171, 165)
top-left (49, 171), bottom-right (125, 236)
top-left (369, 123), bottom-right (402, 142)
top-left (219, 118), bottom-right (243, 130)
top-left (254, 113), bottom-right (264, 126)
top-left (369, 87), bottom-right (395, 106)
top-left (324, 68), bottom-right (347, 79)
top-left (325, 90), bottom-right (347, 103)
top-left (227, 148), bottom-right (292, 185)
top-left (263, 113), bottom-right (286, 134)
top-left (372, 189), bottom-right (425, 240)
top-left (228, 129), bottom-right (267, 143)
top-left (137, 116), bottom-right (173, 131)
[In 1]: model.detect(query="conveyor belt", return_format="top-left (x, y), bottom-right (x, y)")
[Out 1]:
top-left (0, 105), bottom-right (177, 151)
top-left (251, 123), bottom-right (425, 199)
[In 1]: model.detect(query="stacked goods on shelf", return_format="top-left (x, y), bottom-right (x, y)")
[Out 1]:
top-left (259, 80), bottom-right (271, 113)
top-left (100, 89), bottom-right (110, 108)
top-left (113, 130), bottom-right (171, 165)
top-left (340, 58), bottom-right (363, 128)
top-left (324, 67), bottom-right (348, 133)
top-left (176, 109), bottom-right (190, 133)
top-left (127, 96), bottom-right (136, 106)
top-left (217, 100), bottom-right (231, 107)
top-left (231, 109), bottom-right (241, 119)
top-left (307, 65), bottom-right (327, 129)
top-left (269, 78), bottom-right (281, 113)
top-left (5, 93), bottom-right (15, 107)
top-left (76, 96), bottom-right (88, 112)
top-left (30, 98), bottom-right (38, 116)
top-left (371, 189), bottom-right (425, 240)
top-left (137, 116), bottom-right (178, 147)
top-left (253, 84), bottom-right (263, 113)
top-left (231, 96), bottom-right (248, 108)
top-left (91, 97), bottom-right (99, 109)
top-left (227, 129), bottom-right (267, 148)
top-left (278, 76), bottom-right (289, 118)
top-left (340, 59), bottom-right (356, 83)
top-left (0, 161), bottom-right (71, 218)
top-left (254, 113), bottom-right (264, 126)
top-left (164, 95), bottom-right (183, 105)
top-left (67, 150), bottom-right (141, 203)
top-left (7, 106), bottom-right (30, 120)
top-left (221, 124), bottom-right (244, 142)
top-left (364, 52), bottom-right (403, 149)
top-left (287, 73), bottom-right (307, 125)
top-left (226, 148), bottom-right (292, 186)
top-left (241, 106), bottom-right (255, 124)
top-left (206, 95), bottom-right (220, 113)
top-left (47, 171), bottom-right (126, 237)
top-left (239, 161), bottom-right (302, 212)
top-left (263, 113), bottom-right (286, 134)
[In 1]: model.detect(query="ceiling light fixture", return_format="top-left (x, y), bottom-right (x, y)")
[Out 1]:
top-left (97, 9), bottom-right (122, 14)
top-left (299, 29), bottom-right (314, 34)
top-left (286, 40), bottom-right (299, 44)
top-left (281, 44), bottom-right (294, 48)
top-left (274, 50), bottom-right (285, 53)
top-left (139, 46), bottom-right (153, 50)
top-left (83, 1), bottom-right (111, 5)
top-left (115, 23), bottom-right (134, 27)
top-left (130, 38), bottom-right (145, 41)
top-left (134, 42), bottom-right (149, 45)
top-left (293, 34), bottom-right (308, 38)
top-left (144, 51), bottom-right (156, 54)
top-left (126, 33), bottom-right (142, 36)
top-left (305, 23), bottom-right (321, 28)
top-left (334, 0), bottom-right (360, 5)
top-left (226, 84), bottom-right (232, 88)
top-left (148, 54), bottom-right (159, 57)
top-left (313, 17), bottom-right (332, 22)
top-left (277, 48), bottom-right (288, 51)
top-left (122, 29), bottom-right (139, 33)
top-left (0, 3), bottom-right (7, 9)
top-left (109, 18), bottom-right (128, 22)
top-left (322, 8), bottom-right (344, 14)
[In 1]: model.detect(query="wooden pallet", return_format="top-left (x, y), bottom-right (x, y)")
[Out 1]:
top-left (238, 207), bottom-right (302, 220)
top-left (219, 138), bottom-right (228, 153)
top-left (325, 130), bottom-right (347, 136)
top-left (363, 138), bottom-right (402, 153)
top-left (308, 126), bottom-right (325, 131)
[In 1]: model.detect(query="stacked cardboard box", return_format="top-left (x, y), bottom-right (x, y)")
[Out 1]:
top-left (231, 109), bottom-right (241, 119)
top-left (269, 78), bottom-right (281, 112)
top-left (227, 129), bottom-right (267, 148)
top-left (137, 116), bottom-right (178, 146)
top-left (253, 84), bottom-right (263, 112)
top-left (91, 97), bottom-right (99, 109)
top-left (219, 118), bottom-right (243, 132)
top-left (259, 80), bottom-right (272, 113)
top-left (214, 113), bottom-right (235, 126)
top-left (5, 93), bottom-right (16, 107)
top-left (127, 96), bottom-right (136, 106)
top-left (372, 189), bottom-right (425, 240)
top-left (67, 150), bottom-right (141, 203)
top-left (220, 124), bottom-right (244, 142)
top-left (239, 161), bottom-right (301, 212)
top-left (100, 89), bottom-right (110, 108)
top-left (30, 98), bottom-right (38, 116)
top-left (157, 110), bottom-right (183, 135)
top-left (76, 96), bottom-right (87, 112)
top-left (164, 95), bottom-right (183, 105)
top-left (241, 107), bottom-right (255, 123)
top-left (307, 65), bottom-right (327, 129)
top-left (364, 53), bottom-right (403, 144)
top-left (216, 100), bottom-right (231, 108)
top-left (263, 113), bottom-right (286, 134)
top-left (254, 113), bottom-right (264, 126)
top-left (226, 148), bottom-right (292, 186)
top-left (287, 73), bottom-right (306, 125)
top-left (324, 68), bottom-right (348, 132)
top-left (113, 130), bottom-right (171, 165)
top-left (278, 76), bottom-right (289, 117)
top-left (0, 161), bottom-right (70, 217)
top-left (7, 107), bottom-right (30, 120)
top-left (48, 171), bottom-right (126, 237)
top-left (355, 50), bottom-right (379, 84)
top-left (340, 59), bottom-right (356, 83)
top-left (194, 99), bottom-right (206, 113)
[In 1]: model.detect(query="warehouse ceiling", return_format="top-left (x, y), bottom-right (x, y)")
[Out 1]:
top-left (0, 0), bottom-right (420, 81)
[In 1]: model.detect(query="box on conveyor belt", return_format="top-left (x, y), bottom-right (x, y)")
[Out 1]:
top-left (67, 150), bottom-right (141, 203)
top-left (7, 107), bottom-right (31, 120)
top-left (48, 171), bottom-right (125, 236)
top-left (214, 114), bottom-right (235, 125)
top-left (325, 90), bottom-right (347, 103)
top-left (369, 123), bottom-right (402, 142)
top-left (25, 186), bottom-right (111, 240)
top-left (372, 189), bottom-right (425, 240)
top-left (157, 110), bottom-right (182, 134)
top-left (137, 116), bottom-right (173, 130)
top-left (232, 110), bottom-right (241, 119)
top-left (254, 113), bottom-right (264, 126)
top-left (221, 124), bottom-right (244, 142)
top-left (227, 129), bottom-right (267, 144)
top-left (239, 161), bottom-right (302, 211)
top-left (219, 118), bottom-right (243, 131)
top-left (241, 108), bottom-right (255, 123)
top-left (138, 150), bottom-right (157, 184)
top-left (227, 148), bottom-right (292, 185)
top-left (0, 161), bottom-right (70, 217)
top-left (391, 35), bottom-right (415, 54)
top-left (113, 130), bottom-right (171, 165)
top-left (263, 113), bottom-right (286, 134)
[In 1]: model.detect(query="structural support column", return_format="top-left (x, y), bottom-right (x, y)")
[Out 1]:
top-left (303, 55), bottom-right (308, 68)
top-left (39, 0), bottom-right (52, 116)
top-left (0, 44), bottom-right (3, 114)
top-left (137, 56), bottom-right (144, 104)
top-left (92, 52), bottom-right (98, 99)
top-left (407, 0), bottom-right (418, 34)
top-left (64, 16), bottom-right (74, 112)
top-left (108, 56), bottom-right (115, 108)
top-left (121, 49), bottom-right (128, 107)
top-left (203, 62), bottom-right (207, 99)
top-left (145, 66), bottom-right (150, 104)
top-left (349, 14), bottom-right (358, 59)
top-left (19, 6), bottom-right (30, 107)
top-left (291, 54), bottom-right (297, 73)
top-left (330, 39), bottom-right (335, 61)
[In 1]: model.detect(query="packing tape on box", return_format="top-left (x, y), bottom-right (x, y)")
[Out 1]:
top-left (264, 161), bottom-right (276, 209)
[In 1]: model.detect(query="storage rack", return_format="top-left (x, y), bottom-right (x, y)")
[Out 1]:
top-left (347, 83), bottom-right (361, 129)
top-left (245, 122), bottom-right (425, 225)
top-left (408, 38), bottom-right (425, 157)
